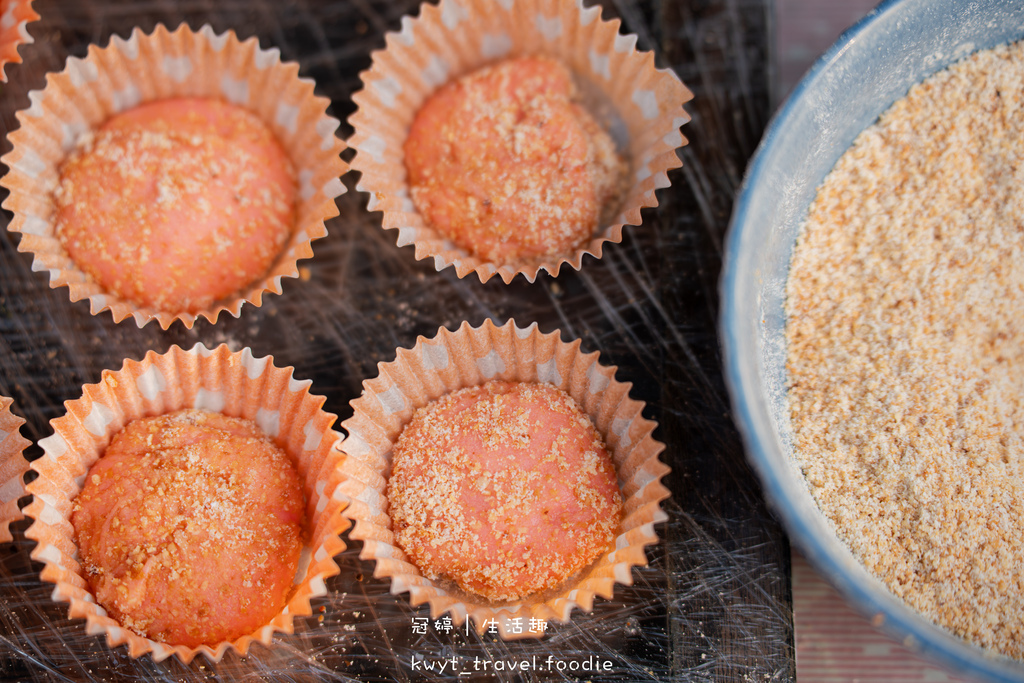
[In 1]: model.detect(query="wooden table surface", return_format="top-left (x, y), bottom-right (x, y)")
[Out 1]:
top-left (0, 0), bottom-right (788, 680)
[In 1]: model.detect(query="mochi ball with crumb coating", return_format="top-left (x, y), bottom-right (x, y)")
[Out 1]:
top-left (404, 57), bottom-right (626, 264)
top-left (387, 381), bottom-right (623, 602)
top-left (71, 409), bottom-right (305, 648)
top-left (54, 97), bottom-right (296, 314)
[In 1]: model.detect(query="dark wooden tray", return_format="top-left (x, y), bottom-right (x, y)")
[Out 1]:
top-left (0, 0), bottom-right (789, 680)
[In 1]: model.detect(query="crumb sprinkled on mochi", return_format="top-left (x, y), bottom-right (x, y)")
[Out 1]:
top-left (404, 57), bottom-right (626, 264)
top-left (387, 381), bottom-right (622, 602)
top-left (54, 97), bottom-right (296, 314)
top-left (71, 409), bottom-right (305, 648)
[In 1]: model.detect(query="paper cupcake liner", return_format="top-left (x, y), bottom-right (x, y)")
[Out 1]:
top-left (1, 23), bottom-right (348, 329)
top-left (336, 319), bottom-right (671, 639)
top-left (0, 0), bottom-right (37, 82)
top-left (349, 0), bottom-right (693, 284)
top-left (23, 344), bottom-right (349, 663)
top-left (0, 396), bottom-right (31, 544)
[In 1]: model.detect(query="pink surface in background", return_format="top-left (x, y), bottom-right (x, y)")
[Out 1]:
top-left (792, 551), bottom-right (984, 682)
top-left (774, 0), bottom-right (878, 102)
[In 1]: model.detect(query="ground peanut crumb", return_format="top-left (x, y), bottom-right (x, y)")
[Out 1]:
top-left (71, 409), bottom-right (306, 648)
top-left (387, 381), bottom-right (622, 602)
top-left (404, 57), bottom-right (627, 264)
top-left (786, 40), bottom-right (1024, 660)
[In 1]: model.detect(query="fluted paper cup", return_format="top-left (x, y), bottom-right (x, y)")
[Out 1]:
top-left (23, 344), bottom-right (349, 663)
top-left (0, 0), bottom-right (38, 82)
top-left (337, 319), bottom-right (671, 638)
top-left (349, 0), bottom-right (693, 284)
top-left (0, 395), bottom-right (30, 543)
top-left (2, 23), bottom-right (348, 328)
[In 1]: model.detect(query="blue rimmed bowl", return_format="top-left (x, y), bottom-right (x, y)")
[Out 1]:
top-left (721, 1), bottom-right (1024, 680)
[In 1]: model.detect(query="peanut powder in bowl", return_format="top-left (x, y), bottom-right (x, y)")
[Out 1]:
top-left (722, 0), bottom-right (1024, 679)
top-left (786, 41), bottom-right (1024, 659)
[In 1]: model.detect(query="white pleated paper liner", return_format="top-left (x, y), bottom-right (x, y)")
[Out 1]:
top-left (349, 0), bottom-right (693, 284)
top-left (0, 395), bottom-right (30, 544)
top-left (23, 344), bottom-right (349, 663)
top-left (1, 23), bottom-right (348, 329)
top-left (0, 0), bottom-right (37, 82)
top-left (336, 319), bottom-right (671, 639)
